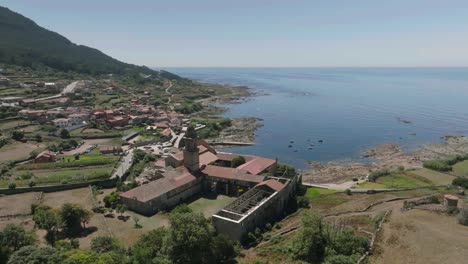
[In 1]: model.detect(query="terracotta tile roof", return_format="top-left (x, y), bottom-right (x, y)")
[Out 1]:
top-left (216, 152), bottom-right (256, 162)
top-left (256, 179), bottom-right (285, 192)
top-left (154, 159), bottom-right (166, 168)
top-left (120, 167), bottom-right (196, 202)
top-left (171, 152), bottom-right (184, 161)
top-left (36, 150), bottom-right (55, 159)
top-left (237, 157), bottom-right (276, 175)
top-left (199, 151), bottom-right (218, 166)
top-left (444, 194), bottom-right (459, 200)
top-left (202, 165), bottom-right (265, 183)
top-left (160, 128), bottom-right (172, 137)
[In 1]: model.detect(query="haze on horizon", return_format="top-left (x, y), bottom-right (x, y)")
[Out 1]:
top-left (3, 0), bottom-right (468, 68)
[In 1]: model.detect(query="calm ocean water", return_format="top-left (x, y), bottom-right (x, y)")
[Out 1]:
top-left (166, 68), bottom-right (468, 169)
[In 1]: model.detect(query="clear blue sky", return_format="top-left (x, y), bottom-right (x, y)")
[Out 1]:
top-left (2, 0), bottom-right (468, 67)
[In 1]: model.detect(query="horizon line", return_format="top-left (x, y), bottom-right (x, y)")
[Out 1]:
top-left (153, 65), bottom-right (468, 69)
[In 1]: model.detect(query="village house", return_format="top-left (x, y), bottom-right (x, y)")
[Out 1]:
top-left (52, 118), bottom-right (72, 129)
top-left (68, 113), bottom-right (90, 125)
top-left (34, 150), bottom-right (56, 163)
top-left (98, 145), bottom-right (123, 155)
top-left (0, 77), bottom-right (10, 86)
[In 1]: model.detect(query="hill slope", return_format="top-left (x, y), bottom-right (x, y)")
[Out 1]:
top-left (0, 6), bottom-right (178, 78)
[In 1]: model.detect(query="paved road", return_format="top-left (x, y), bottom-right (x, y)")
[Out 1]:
top-left (174, 132), bottom-right (186, 149)
top-left (165, 81), bottom-right (174, 110)
top-left (111, 149), bottom-right (134, 179)
top-left (62, 81), bottom-right (79, 94)
top-left (31, 81), bottom-right (79, 102)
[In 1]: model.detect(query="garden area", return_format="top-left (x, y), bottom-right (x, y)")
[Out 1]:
top-left (1, 151), bottom-right (119, 188)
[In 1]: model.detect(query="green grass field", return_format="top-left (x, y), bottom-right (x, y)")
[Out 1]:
top-left (452, 160), bottom-right (468, 177)
top-left (305, 187), bottom-right (346, 207)
top-left (187, 195), bottom-right (236, 217)
top-left (0, 120), bottom-right (30, 130)
top-left (3, 165), bottom-right (115, 187)
top-left (17, 154), bottom-right (118, 170)
top-left (358, 171), bottom-right (434, 189)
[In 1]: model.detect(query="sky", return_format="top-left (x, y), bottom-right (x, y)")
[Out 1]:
top-left (2, 0), bottom-right (468, 67)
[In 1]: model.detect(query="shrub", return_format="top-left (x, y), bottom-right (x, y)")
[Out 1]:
top-left (297, 196), bottom-right (310, 208)
top-left (345, 189), bottom-right (352, 195)
top-left (368, 169), bottom-right (390, 182)
top-left (28, 180), bottom-right (36, 187)
top-left (8, 182), bottom-right (16, 189)
top-left (423, 160), bottom-right (452, 172)
top-left (457, 208), bottom-right (468, 226)
top-left (453, 178), bottom-right (468, 189)
top-left (448, 206), bottom-right (459, 215)
top-left (20, 172), bottom-right (34, 180)
top-left (231, 156), bottom-right (246, 168)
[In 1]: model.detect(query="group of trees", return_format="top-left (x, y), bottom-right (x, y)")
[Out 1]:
top-left (47, 139), bottom-right (79, 152)
top-left (1, 205), bottom-right (238, 264)
top-left (194, 118), bottom-right (232, 139)
top-left (274, 163), bottom-right (296, 178)
top-left (0, 106), bottom-right (19, 119)
top-left (32, 203), bottom-right (92, 245)
top-left (176, 101), bottom-right (203, 114)
top-left (131, 205), bottom-right (238, 264)
top-left (423, 154), bottom-right (468, 172)
top-left (290, 212), bottom-right (369, 264)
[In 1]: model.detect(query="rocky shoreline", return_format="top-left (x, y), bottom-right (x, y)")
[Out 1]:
top-left (196, 84), bottom-right (262, 145)
top-left (303, 135), bottom-right (468, 184)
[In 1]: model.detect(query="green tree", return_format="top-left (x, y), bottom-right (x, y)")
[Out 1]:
top-left (35, 134), bottom-right (42, 142)
top-left (60, 129), bottom-right (70, 139)
top-left (210, 234), bottom-right (238, 264)
top-left (231, 156), bottom-right (246, 168)
top-left (7, 246), bottom-right (62, 264)
top-left (116, 204), bottom-right (127, 217)
top-left (90, 236), bottom-right (121, 253)
top-left (131, 228), bottom-right (168, 264)
top-left (0, 224), bottom-right (36, 251)
top-left (60, 203), bottom-right (92, 231)
top-left (33, 207), bottom-right (61, 245)
top-left (166, 211), bottom-right (213, 264)
top-left (329, 228), bottom-right (368, 256)
top-left (290, 213), bottom-right (326, 264)
top-left (11, 131), bottom-right (24, 141)
top-left (63, 250), bottom-right (103, 264)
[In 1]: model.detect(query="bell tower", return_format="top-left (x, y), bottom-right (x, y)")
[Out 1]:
top-left (183, 125), bottom-right (199, 171)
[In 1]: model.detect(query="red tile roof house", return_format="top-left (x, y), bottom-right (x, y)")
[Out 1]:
top-left (34, 150), bottom-right (56, 163)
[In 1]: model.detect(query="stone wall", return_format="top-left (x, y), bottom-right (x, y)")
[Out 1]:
top-left (0, 178), bottom-right (117, 195)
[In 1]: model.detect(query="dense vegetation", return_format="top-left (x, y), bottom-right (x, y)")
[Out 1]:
top-left (423, 154), bottom-right (468, 172)
top-left (290, 212), bottom-right (369, 264)
top-left (0, 6), bottom-right (179, 78)
top-left (0, 205), bottom-right (239, 264)
top-left (452, 177), bottom-right (468, 189)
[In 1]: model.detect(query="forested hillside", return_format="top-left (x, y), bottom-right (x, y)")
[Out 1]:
top-left (0, 6), bottom-right (178, 78)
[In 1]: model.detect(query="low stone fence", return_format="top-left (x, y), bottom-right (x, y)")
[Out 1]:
top-left (0, 178), bottom-right (117, 195)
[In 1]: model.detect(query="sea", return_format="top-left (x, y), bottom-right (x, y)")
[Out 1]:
top-left (165, 67), bottom-right (468, 170)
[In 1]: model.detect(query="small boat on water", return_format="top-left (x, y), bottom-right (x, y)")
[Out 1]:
top-left (308, 147), bottom-right (313, 150)
top-left (288, 145), bottom-right (292, 148)
top-left (318, 139), bottom-right (323, 143)
top-left (290, 140), bottom-right (294, 143)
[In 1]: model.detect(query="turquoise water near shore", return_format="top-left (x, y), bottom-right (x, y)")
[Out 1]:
top-left (166, 68), bottom-right (468, 169)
